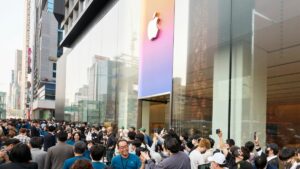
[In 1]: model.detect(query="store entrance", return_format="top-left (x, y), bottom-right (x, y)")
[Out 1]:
top-left (140, 94), bottom-right (170, 134)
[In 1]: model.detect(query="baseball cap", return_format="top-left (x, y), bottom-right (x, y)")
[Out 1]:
top-left (208, 152), bottom-right (226, 165)
top-left (139, 127), bottom-right (146, 132)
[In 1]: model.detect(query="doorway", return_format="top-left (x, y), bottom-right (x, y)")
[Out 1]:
top-left (139, 94), bottom-right (170, 134)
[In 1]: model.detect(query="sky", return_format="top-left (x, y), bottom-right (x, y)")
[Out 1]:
top-left (0, 1), bottom-right (24, 93)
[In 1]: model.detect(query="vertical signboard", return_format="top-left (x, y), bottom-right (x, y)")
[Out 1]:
top-left (138, 0), bottom-right (175, 98)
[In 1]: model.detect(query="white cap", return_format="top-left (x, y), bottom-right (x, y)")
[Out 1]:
top-left (208, 152), bottom-right (226, 165)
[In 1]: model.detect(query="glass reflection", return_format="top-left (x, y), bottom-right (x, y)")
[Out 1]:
top-left (63, 1), bottom-right (140, 127)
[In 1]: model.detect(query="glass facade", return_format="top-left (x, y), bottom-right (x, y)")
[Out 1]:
top-left (64, 1), bottom-right (140, 127)
top-left (62, 0), bottom-right (300, 147)
top-left (172, 0), bottom-right (300, 147)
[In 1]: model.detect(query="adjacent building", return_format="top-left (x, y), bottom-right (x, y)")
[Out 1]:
top-left (30, 0), bottom-right (64, 119)
top-left (0, 92), bottom-right (6, 119)
top-left (58, 0), bottom-right (300, 147)
top-left (7, 50), bottom-right (23, 118)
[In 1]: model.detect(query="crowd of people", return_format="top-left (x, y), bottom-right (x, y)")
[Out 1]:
top-left (0, 119), bottom-right (299, 169)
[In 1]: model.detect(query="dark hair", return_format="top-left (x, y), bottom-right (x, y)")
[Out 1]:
top-left (74, 141), bottom-right (86, 154)
top-left (4, 138), bottom-right (20, 146)
top-left (73, 132), bottom-right (82, 140)
top-left (180, 133), bottom-right (189, 141)
top-left (117, 139), bottom-right (128, 148)
top-left (245, 141), bottom-right (255, 152)
top-left (128, 131), bottom-right (136, 140)
top-left (267, 143), bottom-right (279, 155)
top-left (136, 147), bottom-right (149, 157)
top-left (135, 133), bottom-right (144, 143)
top-left (164, 138), bottom-right (180, 153)
top-left (9, 143), bottom-right (32, 162)
top-left (241, 146), bottom-right (250, 160)
top-left (57, 131), bottom-right (68, 142)
top-left (90, 145), bottom-right (106, 161)
top-left (208, 137), bottom-right (215, 148)
top-left (48, 126), bottom-right (56, 132)
top-left (71, 159), bottom-right (93, 169)
top-left (130, 126), bottom-right (136, 131)
top-left (131, 140), bottom-right (142, 148)
top-left (279, 147), bottom-right (295, 161)
top-left (30, 137), bottom-right (44, 149)
top-left (226, 139), bottom-right (235, 147)
top-left (255, 155), bottom-right (267, 169)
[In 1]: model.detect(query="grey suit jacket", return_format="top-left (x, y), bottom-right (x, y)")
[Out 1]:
top-left (44, 142), bottom-right (74, 169)
top-left (31, 148), bottom-right (47, 169)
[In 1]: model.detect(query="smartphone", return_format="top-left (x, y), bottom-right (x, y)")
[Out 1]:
top-left (254, 132), bottom-right (257, 140)
top-left (216, 129), bottom-right (221, 134)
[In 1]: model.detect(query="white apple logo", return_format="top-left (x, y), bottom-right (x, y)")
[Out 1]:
top-left (147, 12), bottom-right (160, 41)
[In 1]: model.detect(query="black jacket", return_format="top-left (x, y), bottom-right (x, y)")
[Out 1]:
top-left (30, 126), bottom-right (40, 137)
top-left (0, 162), bottom-right (38, 169)
top-left (43, 133), bottom-right (56, 152)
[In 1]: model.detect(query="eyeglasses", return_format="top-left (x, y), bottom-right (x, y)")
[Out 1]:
top-left (118, 145), bottom-right (128, 149)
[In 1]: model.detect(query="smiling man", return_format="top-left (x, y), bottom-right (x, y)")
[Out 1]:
top-left (111, 139), bottom-right (141, 169)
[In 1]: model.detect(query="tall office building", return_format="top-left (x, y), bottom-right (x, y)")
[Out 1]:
top-left (20, 0), bottom-right (31, 118)
top-left (7, 50), bottom-right (23, 118)
top-left (30, 0), bottom-right (64, 119)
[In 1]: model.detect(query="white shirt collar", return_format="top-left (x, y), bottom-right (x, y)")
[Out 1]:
top-left (267, 155), bottom-right (277, 162)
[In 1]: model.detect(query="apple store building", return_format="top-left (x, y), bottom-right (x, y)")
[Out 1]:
top-left (58, 0), bottom-right (300, 147)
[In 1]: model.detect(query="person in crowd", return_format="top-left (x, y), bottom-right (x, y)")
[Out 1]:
top-left (135, 133), bottom-right (148, 148)
top-left (111, 139), bottom-right (141, 169)
top-left (43, 125), bottom-right (56, 151)
top-left (255, 154), bottom-right (267, 169)
top-left (91, 126), bottom-right (100, 143)
top-left (63, 141), bottom-right (90, 169)
top-left (29, 137), bottom-right (47, 169)
top-left (13, 128), bottom-right (30, 144)
top-left (0, 138), bottom-right (20, 164)
top-left (208, 152), bottom-right (227, 169)
top-left (189, 134), bottom-right (201, 153)
top-left (130, 140), bottom-right (142, 155)
top-left (245, 141), bottom-right (255, 164)
top-left (139, 128), bottom-right (153, 147)
top-left (129, 126), bottom-right (136, 133)
top-left (66, 131), bottom-right (75, 145)
top-left (0, 143), bottom-right (38, 169)
top-left (30, 121), bottom-right (40, 137)
top-left (140, 137), bottom-right (191, 169)
top-left (189, 138), bottom-right (212, 169)
top-left (71, 159), bottom-right (93, 169)
top-left (106, 126), bottom-right (116, 165)
top-left (44, 131), bottom-right (74, 169)
top-left (265, 143), bottom-right (279, 169)
top-left (83, 140), bottom-right (95, 160)
top-left (74, 132), bottom-right (82, 143)
top-left (90, 144), bottom-right (107, 169)
top-left (279, 147), bottom-right (300, 169)
top-left (231, 146), bottom-right (253, 169)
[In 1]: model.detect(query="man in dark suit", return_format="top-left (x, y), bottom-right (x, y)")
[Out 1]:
top-left (266, 143), bottom-right (279, 169)
top-left (43, 126), bottom-right (56, 151)
top-left (44, 131), bottom-right (74, 169)
top-left (30, 120), bottom-right (40, 137)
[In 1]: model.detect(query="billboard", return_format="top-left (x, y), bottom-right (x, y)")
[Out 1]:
top-left (138, 0), bottom-right (175, 98)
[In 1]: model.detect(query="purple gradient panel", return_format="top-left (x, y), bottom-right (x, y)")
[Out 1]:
top-left (138, 0), bottom-right (175, 98)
